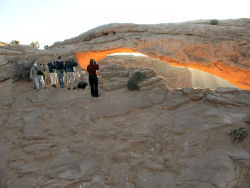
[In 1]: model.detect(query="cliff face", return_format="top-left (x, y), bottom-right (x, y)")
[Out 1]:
top-left (49, 19), bottom-right (250, 89)
top-left (1, 19), bottom-right (249, 88)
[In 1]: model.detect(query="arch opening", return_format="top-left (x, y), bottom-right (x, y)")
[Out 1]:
top-left (75, 48), bottom-right (249, 89)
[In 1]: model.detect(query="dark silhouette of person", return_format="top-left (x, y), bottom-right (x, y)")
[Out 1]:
top-left (47, 60), bottom-right (56, 87)
top-left (87, 59), bottom-right (99, 97)
top-left (55, 56), bottom-right (65, 88)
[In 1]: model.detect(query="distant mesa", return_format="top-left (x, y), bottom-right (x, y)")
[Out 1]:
top-left (0, 41), bottom-right (8, 46)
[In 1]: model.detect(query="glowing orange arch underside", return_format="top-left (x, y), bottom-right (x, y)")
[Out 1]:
top-left (75, 48), bottom-right (137, 69)
top-left (75, 48), bottom-right (250, 89)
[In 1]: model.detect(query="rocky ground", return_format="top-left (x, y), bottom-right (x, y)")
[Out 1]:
top-left (0, 65), bottom-right (250, 188)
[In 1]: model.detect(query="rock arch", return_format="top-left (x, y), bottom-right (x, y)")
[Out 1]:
top-left (50, 20), bottom-right (250, 89)
top-left (75, 48), bottom-right (250, 89)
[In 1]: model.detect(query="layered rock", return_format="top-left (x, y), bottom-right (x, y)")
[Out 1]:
top-left (1, 19), bottom-right (249, 89)
top-left (48, 19), bottom-right (250, 89)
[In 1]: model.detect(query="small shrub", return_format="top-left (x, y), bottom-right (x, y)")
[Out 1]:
top-left (10, 40), bottom-right (20, 45)
top-left (127, 71), bottom-right (146, 90)
top-left (209, 19), bottom-right (219, 25)
top-left (12, 62), bottom-right (33, 81)
top-left (230, 128), bottom-right (248, 143)
top-left (127, 80), bottom-right (139, 90)
top-left (30, 41), bottom-right (40, 49)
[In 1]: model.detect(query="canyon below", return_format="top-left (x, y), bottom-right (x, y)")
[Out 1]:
top-left (0, 19), bottom-right (250, 188)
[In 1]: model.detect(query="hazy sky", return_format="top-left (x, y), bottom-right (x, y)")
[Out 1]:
top-left (0, 0), bottom-right (249, 48)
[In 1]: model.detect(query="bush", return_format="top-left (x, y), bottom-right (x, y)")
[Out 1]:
top-left (230, 128), bottom-right (248, 143)
top-left (127, 80), bottom-right (139, 90)
top-left (30, 41), bottom-right (40, 49)
top-left (12, 62), bottom-right (33, 81)
top-left (44, 45), bottom-right (49, 49)
top-left (127, 71), bottom-right (146, 90)
top-left (10, 40), bottom-right (20, 45)
top-left (209, 19), bottom-right (219, 25)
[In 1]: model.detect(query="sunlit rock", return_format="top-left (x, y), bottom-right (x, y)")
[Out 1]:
top-left (51, 19), bottom-right (250, 89)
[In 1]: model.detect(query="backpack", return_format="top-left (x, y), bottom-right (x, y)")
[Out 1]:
top-left (37, 70), bottom-right (43, 75)
top-left (77, 82), bottom-right (88, 89)
top-left (35, 67), bottom-right (43, 75)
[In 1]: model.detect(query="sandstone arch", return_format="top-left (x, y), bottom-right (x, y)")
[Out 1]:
top-left (51, 19), bottom-right (250, 89)
top-left (75, 48), bottom-right (249, 89)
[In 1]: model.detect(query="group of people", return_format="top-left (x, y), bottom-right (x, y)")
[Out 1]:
top-left (47, 56), bottom-right (78, 89)
top-left (30, 56), bottom-right (100, 97)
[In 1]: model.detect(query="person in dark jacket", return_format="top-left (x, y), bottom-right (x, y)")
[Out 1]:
top-left (47, 60), bottom-right (56, 87)
top-left (87, 59), bottom-right (99, 97)
top-left (55, 56), bottom-right (64, 88)
top-left (65, 58), bottom-right (78, 90)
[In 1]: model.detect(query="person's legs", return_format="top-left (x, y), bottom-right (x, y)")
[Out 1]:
top-left (50, 73), bottom-right (56, 86)
top-left (61, 72), bottom-right (64, 87)
top-left (57, 71), bottom-right (63, 87)
top-left (34, 76), bottom-right (40, 90)
top-left (63, 71), bottom-right (66, 87)
top-left (89, 75), bottom-right (95, 97)
top-left (44, 73), bottom-right (48, 84)
top-left (59, 73), bottom-right (63, 87)
top-left (66, 72), bottom-right (71, 89)
top-left (54, 72), bottom-right (58, 86)
top-left (73, 72), bottom-right (77, 88)
top-left (93, 76), bottom-right (99, 96)
top-left (56, 70), bottom-right (61, 86)
top-left (70, 72), bottom-right (76, 89)
top-left (39, 76), bottom-right (46, 88)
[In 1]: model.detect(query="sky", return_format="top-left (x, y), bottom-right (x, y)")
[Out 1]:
top-left (0, 0), bottom-right (249, 48)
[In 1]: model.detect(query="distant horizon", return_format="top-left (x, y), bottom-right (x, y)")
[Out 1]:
top-left (1, 0), bottom-right (249, 48)
top-left (1, 17), bottom-right (249, 48)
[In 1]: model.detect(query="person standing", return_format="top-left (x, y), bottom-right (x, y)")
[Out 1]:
top-left (30, 64), bottom-right (36, 89)
top-left (65, 57), bottom-right (78, 90)
top-left (31, 62), bottom-right (46, 91)
top-left (87, 59), bottom-right (100, 97)
top-left (55, 56), bottom-right (64, 88)
top-left (48, 60), bottom-right (56, 87)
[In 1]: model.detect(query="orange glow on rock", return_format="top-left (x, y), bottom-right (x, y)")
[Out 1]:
top-left (75, 49), bottom-right (250, 89)
top-left (159, 57), bottom-right (250, 90)
top-left (75, 48), bottom-right (138, 69)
